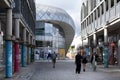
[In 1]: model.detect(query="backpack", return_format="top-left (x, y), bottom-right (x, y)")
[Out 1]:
top-left (52, 53), bottom-right (56, 59)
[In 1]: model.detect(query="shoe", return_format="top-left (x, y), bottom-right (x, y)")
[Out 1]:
top-left (78, 72), bottom-right (80, 74)
top-left (53, 65), bottom-right (55, 68)
top-left (83, 69), bottom-right (85, 72)
top-left (76, 71), bottom-right (77, 74)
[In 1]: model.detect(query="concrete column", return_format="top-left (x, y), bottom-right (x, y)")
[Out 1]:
top-left (0, 21), bottom-right (1, 60)
top-left (6, 9), bottom-right (12, 37)
top-left (29, 35), bottom-right (32, 63)
top-left (0, 20), bottom-right (1, 31)
top-left (118, 40), bottom-right (120, 68)
top-left (21, 43), bottom-right (27, 67)
top-left (86, 37), bottom-right (90, 55)
top-left (31, 36), bottom-right (34, 62)
top-left (31, 47), bottom-right (33, 62)
top-left (23, 28), bottom-right (26, 42)
top-left (15, 19), bottom-right (19, 39)
top-left (21, 28), bottom-right (27, 67)
top-left (88, 38), bottom-right (92, 55)
top-left (93, 33), bottom-right (97, 53)
top-left (104, 28), bottom-right (108, 44)
top-left (14, 18), bottom-right (20, 73)
top-left (27, 34), bottom-right (30, 64)
top-left (103, 28), bottom-right (109, 68)
top-left (5, 8), bottom-right (13, 78)
top-left (81, 37), bottom-right (83, 47)
top-left (33, 38), bottom-right (35, 62)
top-left (93, 33), bottom-right (96, 47)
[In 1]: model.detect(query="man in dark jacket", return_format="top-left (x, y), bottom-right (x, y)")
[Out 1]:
top-left (75, 52), bottom-right (82, 74)
top-left (51, 52), bottom-right (57, 68)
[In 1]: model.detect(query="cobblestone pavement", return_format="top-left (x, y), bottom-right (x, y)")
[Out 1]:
top-left (3, 60), bottom-right (120, 80)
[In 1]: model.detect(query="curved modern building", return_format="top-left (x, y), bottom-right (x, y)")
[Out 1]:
top-left (35, 4), bottom-right (75, 59)
top-left (81, 0), bottom-right (120, 67)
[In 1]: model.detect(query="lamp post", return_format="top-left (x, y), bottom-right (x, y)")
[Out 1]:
top-left (103, 28), bottom-right (109, 68)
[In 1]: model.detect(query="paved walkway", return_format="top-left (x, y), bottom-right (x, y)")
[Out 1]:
top-left (1, 60), bottom-right (120, 80)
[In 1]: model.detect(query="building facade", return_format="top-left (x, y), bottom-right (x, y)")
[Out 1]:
top-left (81, 0), bottom-right (120, 67)
top-left (36, 4), bottom-right (75, 59)
top-left (0, 0), bottom-right (36, 78)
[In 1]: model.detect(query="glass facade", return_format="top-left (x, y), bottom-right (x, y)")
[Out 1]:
top-left (35, 4), bottom-right (75, 54)
top-left (35, 21), bottom-right (45, 35)
top-left (36, 22), bottom-right (65, 53)
top-left (36, 4), bottom-right (75, 30)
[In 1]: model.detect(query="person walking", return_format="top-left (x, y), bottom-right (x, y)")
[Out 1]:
top-left (91, 52), bottom-right (99, 71)
top-left (47, 52), bottom-right (51, 61)
top-left (82, 52), bottom-right (88, 72)
top-left (51, 52), bottom-right (57, 68)
top-left (75, 51), bottom-right (82, 74)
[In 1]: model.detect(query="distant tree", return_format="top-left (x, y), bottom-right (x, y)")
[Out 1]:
top-left (69, 46), bottom-right (75, 53)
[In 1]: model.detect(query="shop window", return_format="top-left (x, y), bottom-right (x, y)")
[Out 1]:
top-left (36, 41), bottom-right (44, 47)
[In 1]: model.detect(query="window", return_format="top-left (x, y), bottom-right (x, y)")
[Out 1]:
top-left (111, 0), bottom-right (114, 7)
top-left (83, 22), bottom-right (85, 29)
top-left (91, 14), bottom-right (93, 22)
top-left (94, 0), bottom-right (96, 8)
top-left (89, 16), bottom-right (91, 24)
top-left (95, 11), bottom-right (97, 20)
top-left (85, 20), bottom-right (87, 28)
top-left (105, 0), bottom-right (109, 11)
top-left (81, 23), bottom-right (83, 31)
top-left (36, 41), bottom-right (44, 47)
top-left (97, 7), bottom-right (100, 18)
top-left (117, 0), bottom-right (120, 3)
top-left (87, 18), bottom-right (89, 26)
top-left (81, 9), bottom-right (83, 21)
top-left (101, 3), bottom-right (104, 15)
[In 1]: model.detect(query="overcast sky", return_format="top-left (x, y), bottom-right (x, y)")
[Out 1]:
top-left (35, 0), bottom-right (83, 36)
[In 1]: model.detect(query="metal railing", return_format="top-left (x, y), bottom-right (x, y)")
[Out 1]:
top-left (81, 2), bottom-right (120, 37)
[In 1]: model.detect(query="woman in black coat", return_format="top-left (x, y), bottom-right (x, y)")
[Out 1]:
top-left (82, 52), bottom-right (88, 72)
top-left (75, 52), bottom-right (82, 74)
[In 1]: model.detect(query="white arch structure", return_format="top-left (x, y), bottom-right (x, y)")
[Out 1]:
top-left (36, 4), bottom-right (75, 52)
